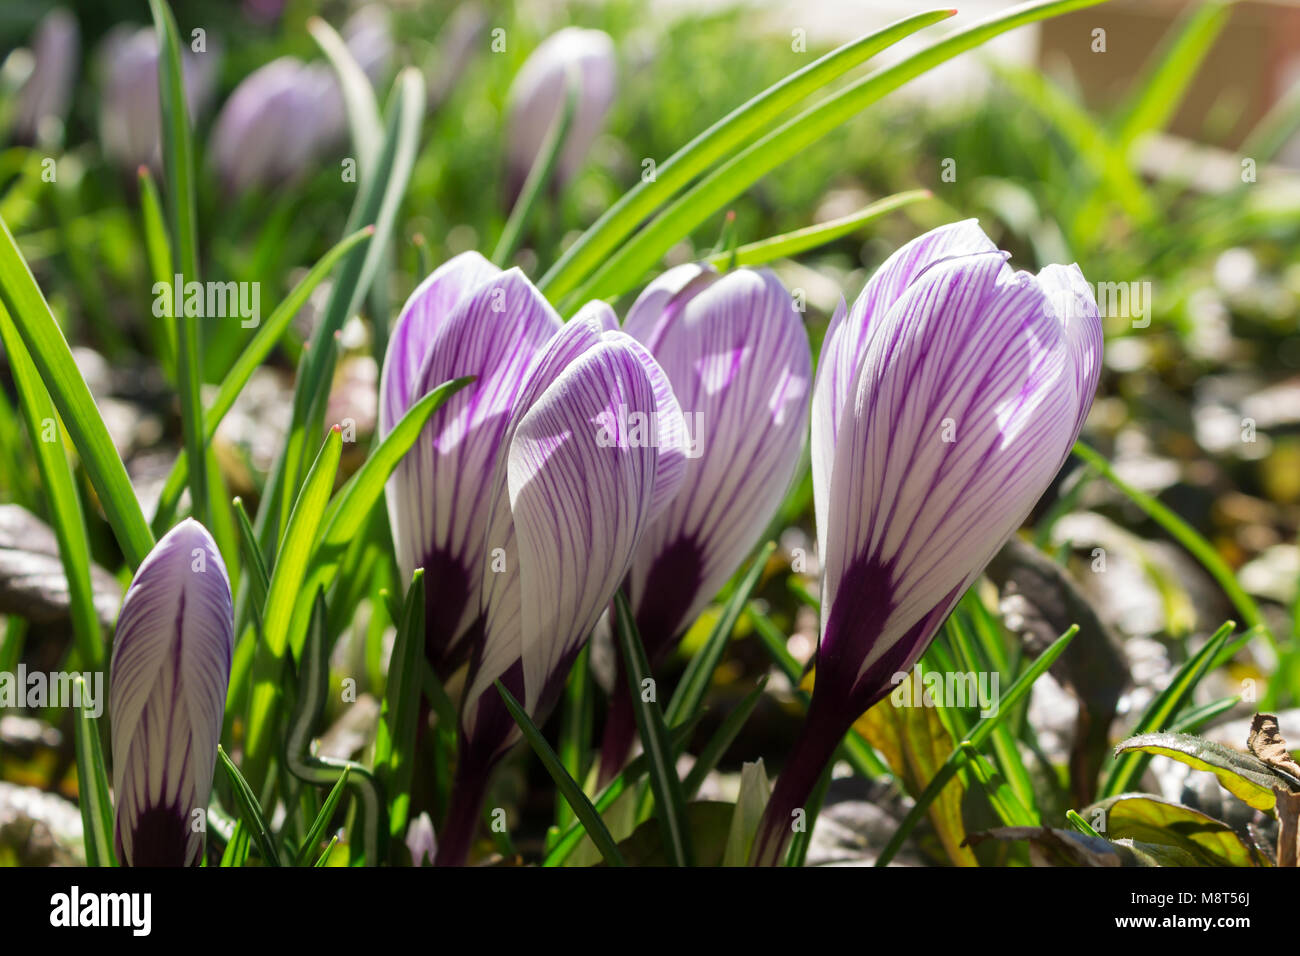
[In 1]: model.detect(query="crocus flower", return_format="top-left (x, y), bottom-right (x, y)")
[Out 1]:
top-left (13, 8), bottom-right (79, 145)
top-left (110, 519), bottom-right (234, 867)
top-left (97, 25), bottom-right (218, 171)
top-left (210, 57), bottom-right (346, 193)
top-left (435, 302), bottom-right (686, 865)
top-left (598, 264), bottom-right (812, 780)
top-left (504, 27), bottom-right (616, 203)
top-left (379, 253), bottom-right (562, 679)
top-left (751, 220), bottom-right (1102, 865)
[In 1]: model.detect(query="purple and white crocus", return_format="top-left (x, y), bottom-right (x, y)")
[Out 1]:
top-left (379, 253), bottom-right (561, 680)
top-left (598, 264), bottom-right (812, 781)
top-left (110, 519), bottom-right (234, 867)
top-left (750, 220), bottom-right (1102, 865)
top-left (428, 300), bottom-right (686, 866)
top-left (505, 27), bottom-right (616, 204)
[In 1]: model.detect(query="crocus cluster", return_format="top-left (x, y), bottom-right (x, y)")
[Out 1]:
top-left (110, 520), bottom-right (234, 867)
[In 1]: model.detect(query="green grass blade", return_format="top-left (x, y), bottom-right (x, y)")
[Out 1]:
top-left (148, 0), bottom-right (209, 528)
top-left (495, 680), bottom-right (627, 867)
top-left (136, 166), bottom-right (177, 377)
top-left (217, 745), bottom-right (282, 866)
top-left (0, 305), bottom-right (103, 668)
top-left (231, 496), bottom-right (270, 619)
top-left (705, 190), bottom-right (931, 270)
top-left (72, 677), bottom-right (115, 867)
top-left (1073, 442), bottom-right (1273, 652)
top-left (295, 766), bottom-right (351, 867)
top-left (537, 7), bottom-right (956, 301)
top-left (219, 820), bottom-right (250, 867)
top-left (665, 541), bottom-right (775, 727)
top-left (493, 67), bottom-right (578, 266)
top-left (875, 624), bottom-right (1079, 866)
top-left (0, 215), bottom-right (154, 568)
top-left (614, 592), bottom-right (693, 867)
top-left (150, 226), bottom-right (375, 534)
top-left (308, 16), bottom-right (382, 175)
top-left (682, 677), bottom-right (768, 799)
top-left (564, 0), bottom-right (1112, 307)
top-left (1112, 0), bottom-right (1230, 150)
top-left (1102, 620), bottom-right (1235, 798)
top-left (374, 570), bottom-right (425, 842)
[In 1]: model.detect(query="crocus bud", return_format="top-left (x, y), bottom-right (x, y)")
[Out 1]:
top-left (598, 264), bottom-right (812, 780)
top-left (110, 519), bottom-right (234, 867)
top-left (379, 253), bottom-right (562, 679)
top-left (210, 57), bottom-right (345, 193)
top-left (97, 25), bottom-right (218, 171)
top-left (436, 303), bottom-right (686, 865)
top-left (504, 27), bottom-right (616, 203)
top-left (13, 8), bottom-right (79, 145)
top-left (751, 220), bottom-right (1102, 865)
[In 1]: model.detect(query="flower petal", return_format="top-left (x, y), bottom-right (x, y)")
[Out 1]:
top-left (110, 519), bottom-right (233, 866)
top-left (811, 219), bottom-right (999, 552)
top-left (821, 250), bottom-right (1094, 705)
top-left (625, 267), bottom-right (811, 646)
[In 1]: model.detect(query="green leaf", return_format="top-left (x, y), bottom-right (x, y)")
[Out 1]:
top-left (614, 593), bottom-right (693, 866)
top-left (493, 65), bottom-right (578, 266)
top-left (538, 7), bottom-right (956, 301)
top-left (374, 570), bottom-right (425, 842)
top-left (295, 766), bottom-right (352, 867)
top-left (562, 0), bottom-right (1113, 306)
top-left (72, 679), bottom-right (115, 867)
top-left (219, 820), bottom-right (250, 867)
top-left (0, 215), bottom-right (155, 568)
top-left (262, 428), bottom-right (343, 659)
top-left (665, 542), bottom-right (774, 727)
top-left (723, 760), bottom-right (770, 866)
top-left (150, 226), bottom-right (375, 534)
top-left (1086, 794), bottom-right (1262, 867)
top-left (1102, 621), bottom-right (1235, 798)
top-left (135, 166), bottom-right (177, 376)
top-left (875, 624), bottom-right (1079, 866)
top-left (1112, 732), bottom-right (1293, 813)
top-left (0, 305), bottom-right (103, 669)
top-left (495, 680), bottom-right (626, 867)
top-left (308, 16), bottom-right (382, 175)
top-left (705, 189), bottom-right (932, 270)
top-left (217, 745), bottom-right (281, 866)
top-left (682, 677), bottom-right (768, 799)
top-left (1112, 0), bottom-right (1231, 150)
top-left (148, 0), bottom-right (209, 529)
top-left (611, 802), bottom-right (734, 867)
top-left (231, 497), bottom-right (269, 619)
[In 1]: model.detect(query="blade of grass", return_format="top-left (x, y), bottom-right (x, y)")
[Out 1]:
top-left (308, 16), bottom-right (382, 175)
top-left (495, 680), bottom-right (626, 867)
top-left (563, 0), bottom-right (1113, 307)
top-left (682, 677), bottom-right (768, 799)
top-left (136, 166), bottom-right (177, 377)
top-left (875, 624), bottom-right (1079, 866)
top-left (217, 745), bottom-right (282, 866)
top-left (374, 570), bottom-right (425, 842)
top-left (150, 226), bottom-right (375, 534)
top-left (148, 0), bottom-right (209, 528)
top-left (537, 7), bottom-right (957, 300)
top-left (295, 766), bottom-right (352, 867)
top-left (72, 677), bottom-right (115, 866)
top-left (0, 215), bottom-right (154, 567)
top-left (1102, 620), bottom-right (1236, 798)
top-left (705, 190), bottom-right (931, 270)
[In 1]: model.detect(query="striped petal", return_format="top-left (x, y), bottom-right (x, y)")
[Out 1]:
top-left (625, 267), bottom-right (811, 651)
top-left (110, 519), bottom-right (233, 867)
top-left (811, 219), bottom-right (998, 551)
top-left (820, 241), bottom-right (1101, 714)
top-left (464, 328), bottom-right (671, 751)
top-left (381, 264), bottom-right (561, 675)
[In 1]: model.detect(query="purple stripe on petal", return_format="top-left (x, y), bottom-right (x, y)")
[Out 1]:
top-left (110, 519), bottom-right (233, 867)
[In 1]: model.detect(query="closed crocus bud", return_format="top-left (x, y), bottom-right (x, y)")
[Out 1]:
top-left (598, 264), bottom-right (812, 780)
top-left (504, 27), bottom-right (616, 203)
top-left (751, 220), bottom-right (1102, 865)
top-left (210, 57), bottom-right (345, 193)
top-left (379, 253), bottom-right (562, 679)
top-left (97, 25), bottom-right (218, 171)
top-left (14, 8), bottom-right (79, 145)
top-left (436, 304), bottom-right (686, 865)
top-left (110, 519), bottom-right (234, 867)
